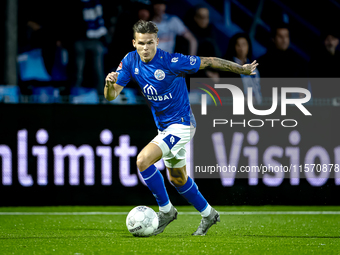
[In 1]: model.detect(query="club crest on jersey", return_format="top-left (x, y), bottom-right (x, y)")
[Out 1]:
top-left (190, 56), bottom-right (196, 65)
top-left (154, 69), bottom-right (165, 80)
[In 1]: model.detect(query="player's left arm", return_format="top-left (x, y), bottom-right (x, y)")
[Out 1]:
top-left (199, 57), bottom-right (258, 75)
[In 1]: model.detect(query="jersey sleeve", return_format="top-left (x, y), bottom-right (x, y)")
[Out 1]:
top-left (115, 54), bottom-right (131, 87)
top-left (169, 53), bottom-right (201, 75)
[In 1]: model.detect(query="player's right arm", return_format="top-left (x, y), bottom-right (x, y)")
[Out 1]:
top-left (105, 53), bottom-right (132, 101)
top-left (104, 72), bottom-right (124, 101)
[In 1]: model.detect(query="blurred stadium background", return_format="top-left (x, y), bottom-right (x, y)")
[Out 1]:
top-left (0, 0), bottom-right (340, 207)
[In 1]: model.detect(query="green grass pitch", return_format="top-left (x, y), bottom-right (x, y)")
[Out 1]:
top-left (0, 206), bottom-right (339, 254)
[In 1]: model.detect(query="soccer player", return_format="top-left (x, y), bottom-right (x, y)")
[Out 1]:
top-left (104, 20), bottom-right (258, 236)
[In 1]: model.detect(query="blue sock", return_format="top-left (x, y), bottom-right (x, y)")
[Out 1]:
top-left (176, 177), bottom-right (208, 212)
top-left (140, 165), bottom-right (170, 207)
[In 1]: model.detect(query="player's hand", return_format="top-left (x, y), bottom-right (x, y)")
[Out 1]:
top-left (242, 60), bottom-right (259, 75)
top-left (105, 72), bottom-right (118, 87)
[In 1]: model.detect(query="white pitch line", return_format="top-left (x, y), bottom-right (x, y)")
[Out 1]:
top-left (0, 211), bottom-right (340, 216)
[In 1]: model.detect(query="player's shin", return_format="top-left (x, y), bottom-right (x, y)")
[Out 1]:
top-left (140, 165), bottom-right (172, 213)
top-left (175, 177), bottom-right (212, 217)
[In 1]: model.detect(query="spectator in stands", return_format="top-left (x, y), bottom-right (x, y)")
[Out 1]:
top-left (151, 0), bottom-right (197, 55)
top-left (183, 4), bottom-right (224, 84)
top-left (258, 23), bottom-right (307, 97)
top-left (108, 0), bottom-right (152, 72)
top-left (184, 4), bottom-right (221, 57)
top-left (17, 15), bottom-right (68, 95)
top-left (258, 23), bottom-right (306, 78)
top-left (308, 29), bottom-right (340, 98)
top-left (221, 33), bottom-right (262, 104)
top-left (309, 30), bottom-right (340, 77)
top-left (62, 0), bottom-right (108, 95)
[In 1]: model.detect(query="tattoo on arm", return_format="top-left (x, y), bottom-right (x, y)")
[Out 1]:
top-left (199, 57), bottom-right (245, 74)
top-left (199, 57), bottom-right (212, 69)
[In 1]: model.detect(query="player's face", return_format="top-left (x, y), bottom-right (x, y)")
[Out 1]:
top-left (274, 28), bottom-right (290, 51)
top-left (235, 37), bottom-right (249, 60)
top-left (133, 33), bottom-right (159, 63)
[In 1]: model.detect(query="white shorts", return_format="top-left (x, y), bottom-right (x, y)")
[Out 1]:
top-left (151, 124), bottom-right (196, 168)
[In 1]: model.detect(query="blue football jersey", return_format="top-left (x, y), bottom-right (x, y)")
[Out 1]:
top-left (115, 48), bottom-right (201, 131)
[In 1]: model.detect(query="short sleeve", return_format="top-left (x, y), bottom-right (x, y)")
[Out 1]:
top-left (170, 16), bottom-right (187, 36)
top-left (169, 53), bottom-right (201, 75)
top-left (115, 54), bottom-right (131, 87)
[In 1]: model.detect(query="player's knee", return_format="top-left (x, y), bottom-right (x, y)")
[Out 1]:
top-left (136, 154), bottom-right (144, 171)
top-left (136, 153), bottom-right (150, 171)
